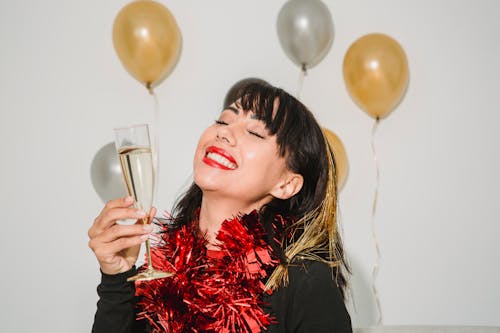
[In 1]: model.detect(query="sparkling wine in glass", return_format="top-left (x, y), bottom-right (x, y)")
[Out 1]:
top-left (114, 124), bottom-right (172, 281)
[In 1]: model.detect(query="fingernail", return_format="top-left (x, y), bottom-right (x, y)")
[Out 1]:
top-left (136, 210), bottom-right (146, 217)
top-left (143, 224), bottom-right (153, 232)
top-left (125, 196), bottom-right (133, 204)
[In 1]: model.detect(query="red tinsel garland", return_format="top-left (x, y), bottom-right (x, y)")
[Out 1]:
top-left (135, 211), bottom-right (280, 333)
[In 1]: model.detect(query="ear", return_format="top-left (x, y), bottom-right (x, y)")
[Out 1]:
top-left (270, 172), bottom-right (304, 200)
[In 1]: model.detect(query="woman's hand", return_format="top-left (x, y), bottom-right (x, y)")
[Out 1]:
top-left (88, 196), bottom-right (155, 275)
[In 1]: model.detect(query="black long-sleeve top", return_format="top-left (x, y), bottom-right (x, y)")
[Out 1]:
top-left (92, 260), bottom-right (352, 333)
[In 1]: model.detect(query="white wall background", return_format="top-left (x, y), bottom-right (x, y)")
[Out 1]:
top-left (1, 0), bottom-right (499, 331)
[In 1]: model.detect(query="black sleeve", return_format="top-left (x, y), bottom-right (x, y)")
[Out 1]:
top-left (92, 267), bottom-right (150, 333)
top-left (267, 260), bottom-right (352, 333)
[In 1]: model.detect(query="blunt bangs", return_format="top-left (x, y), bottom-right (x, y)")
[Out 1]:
top-left (235, 83), bottom-right (300, 158)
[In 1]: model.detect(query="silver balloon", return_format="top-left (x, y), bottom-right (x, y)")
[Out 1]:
top-left (277, 0), bottom-right (334, 70)
top-left (90, 142), bottom-right (128, 203)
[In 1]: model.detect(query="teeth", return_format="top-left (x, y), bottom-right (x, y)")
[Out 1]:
top-left (207, 152), bottom-right (237, 169)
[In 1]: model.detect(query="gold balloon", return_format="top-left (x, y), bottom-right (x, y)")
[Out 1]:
top-left (112, 0), bottom-right (182, 90)
top-left (343, 33), bottom-right (409, 119)
top-left (322, 128), bottom-right (348, 190)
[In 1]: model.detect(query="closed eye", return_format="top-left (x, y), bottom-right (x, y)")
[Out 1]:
top-left (248, 130), bottom-right (265, 139)
top-left (216, 119), bottom-right (265, 138)
top-left (215, 119), bottom-right (228, 125)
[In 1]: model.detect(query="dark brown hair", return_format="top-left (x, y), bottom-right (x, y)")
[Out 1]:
top-left (171, 81), bottom-right (349, 298)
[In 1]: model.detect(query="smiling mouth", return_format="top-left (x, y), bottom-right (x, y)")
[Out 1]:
top-left (203, 147), bottom-right (238, 170)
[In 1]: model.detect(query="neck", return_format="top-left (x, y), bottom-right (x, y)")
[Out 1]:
top-left (198, 193), bottom-right (268, 247)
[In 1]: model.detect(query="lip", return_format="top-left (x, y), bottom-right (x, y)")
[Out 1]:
top-left (203, 145), bottom-right (238, 170)
top-left (206, 146), bottom-right (237, 163)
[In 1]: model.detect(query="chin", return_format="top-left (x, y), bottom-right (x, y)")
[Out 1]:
top-left (193, 172), bottom-right (219, 192)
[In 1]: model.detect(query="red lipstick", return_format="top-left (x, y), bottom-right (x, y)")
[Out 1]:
top-left (203, 146), bottom-right (238, 170)
top-left (206, 146), bottom-right (236, 163)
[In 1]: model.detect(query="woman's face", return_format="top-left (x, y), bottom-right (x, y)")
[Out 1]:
top-left (193, 104), bottom-right (291, 209)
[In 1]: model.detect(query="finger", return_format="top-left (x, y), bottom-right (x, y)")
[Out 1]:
top-left (88, 224), bottom-right (151, 255)
top-left (133, 206), bottom-right (158, 226)
top-left (96, 223), bottom-right (153, 244)
top-left (89, 207), bottom-right (147, 238)
top-left (89, 196), bottom-right (134, 238)
top-left (149, 207), bottom-right (157, 220)
top-left (104, 196), bottom-right (134, 210)
top-left (92, 235), bottom-right (147, 262)
top-left (90, 207), bottom-right (146, 239)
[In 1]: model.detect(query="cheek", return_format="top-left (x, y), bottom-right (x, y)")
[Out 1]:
top-left (193, 146), bottom-right (206, 174)
top-left (249, 148), bottom-right (286, 179)
top-left (243, 149), bottom-right (258, 161)
top-left (193, 143), bottom-right (202, 168)
top-left (244, 140), bottom-right (276, 160)
top-left (258, 146), bottom-right (282, 167)
top-left (194, 129), bottom-right (212, 159)
top-left (198, 127), bottom-right (212, 144)
top-left (194, 140), bottom-right (204, 159)
top-left (262, 148), bottom-right (287, 175)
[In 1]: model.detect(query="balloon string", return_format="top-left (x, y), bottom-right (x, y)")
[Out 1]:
top-left (296, 65), bottom-right (307, 100)
top-left (371, 117), bottom-right (383, 326)
top-left (150, 90), bottom-right (160, 208)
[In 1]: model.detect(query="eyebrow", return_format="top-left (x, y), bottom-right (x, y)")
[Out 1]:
top-left (223, 106), bottom-right (260, 120)
top-left (225, 106), bottom-right (239, 114)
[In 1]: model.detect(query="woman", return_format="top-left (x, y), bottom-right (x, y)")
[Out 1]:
top-left (89, 82), bottom-right (352, 332)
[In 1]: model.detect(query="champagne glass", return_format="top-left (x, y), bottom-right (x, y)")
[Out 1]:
top-left (114, 124), bottom-right (172, 281)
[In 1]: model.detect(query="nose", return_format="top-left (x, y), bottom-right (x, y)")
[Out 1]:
top-left (216, 124), bottom-right (236, 145)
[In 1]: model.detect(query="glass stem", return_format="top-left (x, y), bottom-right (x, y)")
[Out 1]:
top-left (145, 239), bottom-right (153, 271)
top-left (141, 216), bottom-right (153, 271)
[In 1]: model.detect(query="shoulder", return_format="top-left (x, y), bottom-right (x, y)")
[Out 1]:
top-left (288, 259), bottom-right (338, 283)
top-left (286, 259), bottom-right (345, 307)
top-left (269, 260), bottom-right (352, 333)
